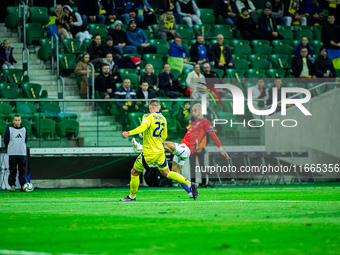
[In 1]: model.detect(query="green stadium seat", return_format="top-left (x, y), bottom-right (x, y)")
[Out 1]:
top-left (270, 54), bottom-right (290, 69)
top-left (177, 28), bottom-right (192, 40)
top-left (313, 27), bottom-right (322, 40)
top-left (142, 29), bottom-right (151, 40)
top-left (0, 84), bottom-right (20, 99)
top-left (214, 69), bottom-right (225, 78)
top-left (193, 24), bottom-right (212, 37)
top-left (233, 44), bottom-right (252, 55)
top-left (143, 53), bottom-right (162, 62)
top-left (231, 39), bottom-right (250, 47)
top-left (286, 82), bottom-right (306, 88)
top-left (245, 69), bottom-right (266, 78)
top-left (38, 38), bottom-right (59, 61)
top-left (271, 40), bottom-right (291, 48)
top-left (226, 69), bottom-right (245, 82)
top-left (119, 69), bottom-right (139, 76)
top-left (248, 54), bottom-right (268, 62)
top-left (199, 9), bottom-right (215, 24)
top-left (232, 54), bottom-right (247, 61)
top-left (21, 119), bottom-right (32, 137)
top-left (311, 40), bottom-right (323, 55)
top-left (253, 44), bottom-right (272, 55)
top-left (58, 54), bottom-right (77, 75)
top-left (150, 24), bottom-right (159, 39)
top-left (170, 69), bottom-right (181, 80)
top-left (15, 102), bottom-right (37, 119)
top-left (33, 112), bottom-right (55, 122)
top-left (39, 103), bottom-right (61, 117)
top-left (149, 39), bottom-right (167, 46)
top-left (29, 6), bottom-right (48, 14)
top-left (3, 69), bottom-right (30, 84)
top-left (278, 29), bottom-right (294, 40)
top-left (155, 44), bottom-right (169, 56)
top-left (83, 39), bottom-right (93, 49)
top-left (250, 59), bottom-right (270, 69)
top-left (234, 59), bottom-right (249, 69)
top-left (22, 83), bottom-right (48, 99)
top-left (128, 112), bottom-right (144, 131)
top-left (277, 25), bottom-right (292, 31)
top-left (306, 82), bottom-right (326, 96)
top-left (294, 29), bottom-right (313, 41)
top-left (6, 6), bottom-right (23, 14)
top-left (267, 69), bottom-right (286, 78)
top-left (27, 12), bottom-right (49, 25)
top-left (0, 103), bottom-right (13, 120)
top-left (88, 23), bottom-right (108, 33)
top-left (273, 44), bottom-right (293, 55)
top-left (32, 119), bottom-right (55, 138)
top-left (124, 53), bottom-right (142, 59)
top-left (251, 40), bottom-right (270, 47)
top-left (56, 119), bottom-right (79, 138)
top-left (146, 59), bottom-right (164, 71)
top-left (25, 23), bottom-right (44, 45)
top-left (5, 12), bottom-right (21, 29)
top-left (108, 23), bottom-right (127, 30)
top-left (61, 39), bottom-right (86, 55)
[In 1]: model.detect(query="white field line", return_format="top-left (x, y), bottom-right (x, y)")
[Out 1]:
top-left (1, 200), bottom-right (340, 206)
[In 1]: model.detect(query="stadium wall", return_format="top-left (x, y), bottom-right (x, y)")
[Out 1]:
top-left (265, 89), bottom-right (340, 178)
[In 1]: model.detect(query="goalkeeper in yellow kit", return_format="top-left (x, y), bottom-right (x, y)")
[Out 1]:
top-left (120, 99), bottom-right (198, 201)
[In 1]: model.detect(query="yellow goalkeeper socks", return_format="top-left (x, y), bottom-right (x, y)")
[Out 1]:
top-left (130, 174), bottom-right (140, 197)
top-left (166, 171), bottom-right (190, 187)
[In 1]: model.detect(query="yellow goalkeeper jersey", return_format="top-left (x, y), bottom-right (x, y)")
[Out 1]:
top-left (129, 112), bottom-right (167, 155)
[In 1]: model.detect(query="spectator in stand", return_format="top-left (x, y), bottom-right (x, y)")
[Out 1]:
top-left (236, 0), bottom-right (258, 22)
top-left (176, 0), bottom-right (202, 36)
top-left (140, 0), bottom-right (157, 26)
top-left (177, 101), bottom-right (191, 128)
top-left (251, 78), bottom-right (269, 112)
top-left (202, 62), bottom-right (219, 78)
top-left (258, 5), bottom-right (284, 41)
top-left (136, 81), bottom-right (156, 112)
top-left (95, 63), bottom-right (116, 99)
top-left (158, 9), bottom-right (179, 41)
top-left (0, 40), bottom-right (16, 70)
top-left (237, 8), bottom-right (264, 41)
top-left (88, 34), bottom-right (104, 70)
top-left (265, 0), bottom-right (286, 25)
top-left (303, 0), bottom-right (323, 26)
top-left (186, 63), bottom-right (207, 99)
top-left (102, 53), bottom-right (123, 84)
top-left (314, 47), bottom-right (339, 80)
top-left (284, 0), bottom-right (307, 26)
top-left (126, 19), bottom-right (157, 56)
top-left (326, 0), bottom-right (340, 25)
top-left (321, 14), bottom-right (340, 50)
top-left (117, 0), bottom-right (144, 25)
top-left (294, 36), bottom-right (314, 63)
top-left (114, 78), bottom-right (138, 130)
top-left (214, 0), bottom-right (238, 27)
top-left (99, 0), bottom-right (118, 25)
top-left (267, 77), bottom-right (283, 113)
top-left (63, 5), bottom-right (92, 45)
top-left (189, 35), bottom-right (214, 69)
top-left (102, 36), bottom-right (139, 69)
top-left (159, 63), bottom-right (183, 98)
top-left (78, 0), bottom-right (105, 26)
top-left (140, 64), bottom-right (160, 95)
top-left (49, 4), bottom-right (71, 40)
top-left (169, 36), bottom-right (193, 70)
top-left (108, 20), bottom-right (137, 55)
top-left (211, 34), bottom-right (235, 72)
top-left (161, 0), bottom-right (183, 24)
top-left (291, 46), bottom-right (316, 78)
top-left (75, 52), bottom-right (99, 98)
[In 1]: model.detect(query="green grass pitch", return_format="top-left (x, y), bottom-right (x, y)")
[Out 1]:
top-left (0, 184), bottom-right (339, 255)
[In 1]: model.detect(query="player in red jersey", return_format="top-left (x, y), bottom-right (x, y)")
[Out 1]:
top-left (132, 103), bottom-right (229, 197)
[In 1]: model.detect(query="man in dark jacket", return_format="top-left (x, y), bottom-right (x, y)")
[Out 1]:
top-left (99, 0), bottom-right (118, 25)
top-left (117, 0), bottom-right (144, 25)
top-left (78, 0), bottom-right (105, 26)
top-left (102, 36), bottom-right (137, 69)
top-left (237, 8), bottom-right (264, 41)
top-left (107, 20), bottom-right (137, 54)
top-left (0, 40), bottom-right (16, 70)
top-left (95, 63), bottom-right (116, 99)
top-left (159, 63), bottom-right (183, 98)
top-left (211, 34), bottom-right (235, 71)
top-left (258, 5), bottom-right (284, 41)
top-left (202, 62), bottom-right (219, 79)
top-left (321, 14), bottom-right (340, 50)
top-left (291, 46), bottom-right (316, 78)
top-left (214, 0), bottom-right (238, 26)
top-left (314, 47), bottom-right (339, 80)
top-left (114, 78), bottom-right (138, 130)
top-left (189, 34), bottom-right (214, 68)
top-left (136, 81), bottom-right (155, 112)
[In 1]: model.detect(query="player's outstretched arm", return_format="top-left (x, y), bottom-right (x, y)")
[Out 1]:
top-left (122, 131), bottom-right (130, 139)
top-left (221, 150), bottom-right (230, 159)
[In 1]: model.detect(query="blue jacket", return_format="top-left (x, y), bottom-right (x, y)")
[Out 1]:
top-left (303, 0), bottom-right (322, 17)
top-left (118, 0), bottom-right (138, 15)
top-left (169, 41), bottom-right (189, 59)
top-left (126, 28), bottom-right (148, 46)
top-left (114, 85), bottom-right (137, 107)
top-left (295, 44), bottom-right (313, 57)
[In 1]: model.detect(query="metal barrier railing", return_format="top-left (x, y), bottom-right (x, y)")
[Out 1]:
top-left (22, 47), bottom-right (29, 77)
top-left (86, 62), bottom-right (95, 100)
top-left (18, 0), bottom-right (29, 48)
top-left (57, 76), bottom-right (65, 112)
top-left (51, 33), bottom-right (59, 75)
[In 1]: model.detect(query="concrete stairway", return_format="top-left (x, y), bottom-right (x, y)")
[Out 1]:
top-left (0, 24), bottom-right (128, 147)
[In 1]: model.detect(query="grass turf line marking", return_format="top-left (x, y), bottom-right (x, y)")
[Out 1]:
top-left (0, 249), bottom-right (96, 255)
top-left (1, 200), bottom-right (339, 206)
